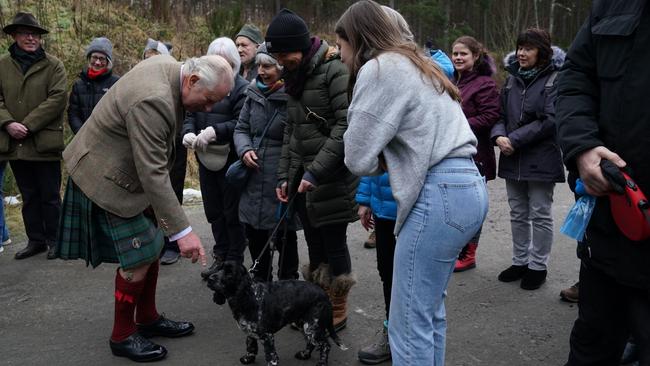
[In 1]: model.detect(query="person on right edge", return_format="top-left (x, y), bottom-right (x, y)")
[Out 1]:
top-left (338, 1), bottom-right (488, 364)
top-left (451, 35), bottom-right (500, 272)
top-left (556, 0), bottom-right (650, 364)
top-left (491, 28), bottom-right (565, 290)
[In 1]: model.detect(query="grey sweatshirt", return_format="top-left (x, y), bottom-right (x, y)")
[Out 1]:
top-left (344, 52), bottom-right (477, 234)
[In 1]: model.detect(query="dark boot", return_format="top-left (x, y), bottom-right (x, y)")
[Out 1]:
top-left (560, 282), bottom-right (579, 303)
top-left (14, 241), bottom-right (47, 260)
top-left (200, 254), bottom-right (223, 280)
top-left (520, 268), bottom-right (547, 290)
top-left (497, 264), bottom-right (528, 282)
top-left (46, 242), bottom-right (57, 260)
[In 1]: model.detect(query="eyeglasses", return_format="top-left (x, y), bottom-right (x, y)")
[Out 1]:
top-left (90, 55), bottom-right (108, 63)
top-left (15, 31), bottom-right (41, 39)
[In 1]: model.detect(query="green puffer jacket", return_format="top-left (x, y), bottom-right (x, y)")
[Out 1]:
top-left (278, 41), bottom-right (359, 227)
top-left (0, 52), bottom-right (67, 161)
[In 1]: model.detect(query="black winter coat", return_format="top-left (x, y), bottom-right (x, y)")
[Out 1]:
top-left (556, 0), bottom-right (650, 289)
top-left (182, 74), bottom-right (249, 166)
top-left (491, 49), bottom-right (566, 183)
top-left (67, 69), bottom-right (119, 134)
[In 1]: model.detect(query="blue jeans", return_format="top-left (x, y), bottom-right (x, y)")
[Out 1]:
top-left (0, 161), bottom-right (10, 245)
top-left (389, 158), bottom-right (488, 366)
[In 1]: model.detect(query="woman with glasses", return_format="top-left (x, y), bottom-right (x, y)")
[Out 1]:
top-left (68, 37), bottom-right (119, 134)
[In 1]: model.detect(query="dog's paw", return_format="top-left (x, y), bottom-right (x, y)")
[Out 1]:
top-left (294, 350), bottom-right (311, 360)
top-left (239, 353), bottom-right (255, 364)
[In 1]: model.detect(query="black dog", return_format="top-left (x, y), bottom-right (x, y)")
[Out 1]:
top-left (207, 260), bottom-right (346, 366)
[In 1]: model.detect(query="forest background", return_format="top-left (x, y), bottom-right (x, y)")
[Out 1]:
top-left (0, 0), bottom-right (588, 234)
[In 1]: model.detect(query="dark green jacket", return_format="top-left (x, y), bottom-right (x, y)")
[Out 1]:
top-left (278, 41), bottom-right (359, 227)
top-left (0, 51), bottom-right (67, 161)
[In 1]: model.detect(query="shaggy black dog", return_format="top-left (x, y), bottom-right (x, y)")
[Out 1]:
top-left (207, 260), bottom-right (346, 366)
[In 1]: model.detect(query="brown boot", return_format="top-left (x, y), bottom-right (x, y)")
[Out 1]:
top-left (328, 274), bottom-right (356, 332)
top-left (364, 231), bottom-right (376, 249)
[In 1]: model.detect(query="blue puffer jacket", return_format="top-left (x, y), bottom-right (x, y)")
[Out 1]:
top-left (430, 49), bottom-right (454, 80)
top-left (355, 173), bottom-right (397, 221)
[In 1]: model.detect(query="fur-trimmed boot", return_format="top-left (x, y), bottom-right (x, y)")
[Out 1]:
top-left (328, 273), bottom-right (356, 332)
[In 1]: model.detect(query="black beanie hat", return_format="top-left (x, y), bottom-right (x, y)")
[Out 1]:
top-left (265, 9), bottom-right (311, 53)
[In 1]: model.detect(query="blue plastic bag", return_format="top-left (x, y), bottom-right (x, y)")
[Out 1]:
top-left (560, 179), bottom-right (596, 241)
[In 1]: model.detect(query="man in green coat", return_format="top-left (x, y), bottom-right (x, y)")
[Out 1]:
top-left (0, 12), bottom-right (67, 260)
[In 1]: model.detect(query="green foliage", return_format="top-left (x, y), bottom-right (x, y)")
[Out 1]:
top-left (206, 3), bottom-right (244, 40)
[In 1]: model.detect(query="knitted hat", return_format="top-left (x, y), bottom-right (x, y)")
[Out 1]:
top-left (142, 38), bottom-right (170, 59)
top-left (265, 9), bottom-right (310, 53)
top-left (236, 24), bottom-right (264, 45)
top-left (85, 37), bottom-right (113, 61)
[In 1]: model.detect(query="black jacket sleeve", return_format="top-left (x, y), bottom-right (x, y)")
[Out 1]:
top-left (556, 18), bottom-right (604, 171)
top-left (67, 82), bottom-right (83, 134)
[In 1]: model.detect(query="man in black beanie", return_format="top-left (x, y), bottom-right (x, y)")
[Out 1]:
top-left (266, 8), bottom-right (359, 332)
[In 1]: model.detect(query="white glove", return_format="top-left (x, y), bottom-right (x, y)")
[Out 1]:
top-left (182, 133), bottom-right (197, 149)
top-left (193, 127), bottom-right (217, 152)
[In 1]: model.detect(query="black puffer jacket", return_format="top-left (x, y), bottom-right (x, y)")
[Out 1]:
top-left (67, 69), bottom-right (119, 134)
top-left (182, 74), bottom-right (249, 166)
top-left (556, 0), bottom-right (650, 289)
top-left (491, 47), bottom-right (566, 183)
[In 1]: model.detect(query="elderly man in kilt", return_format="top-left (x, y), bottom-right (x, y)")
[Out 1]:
top-left (55, 54), bottom-right (234, 362)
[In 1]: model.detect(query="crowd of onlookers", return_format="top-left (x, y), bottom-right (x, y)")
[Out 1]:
top-left (1, 0), bottom-right (647, 365)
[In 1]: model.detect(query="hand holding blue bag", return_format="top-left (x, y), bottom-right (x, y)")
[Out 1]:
top-left (560, 179), bottom-right (596, 241)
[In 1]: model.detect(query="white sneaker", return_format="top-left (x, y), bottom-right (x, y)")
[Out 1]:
top-left (0, 245), bottom-right (4, 254)
top-left (2, 238), bottom-right (11, 246)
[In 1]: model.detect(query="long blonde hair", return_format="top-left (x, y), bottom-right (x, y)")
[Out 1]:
top-left (335, 0), bottom-right (460, 102)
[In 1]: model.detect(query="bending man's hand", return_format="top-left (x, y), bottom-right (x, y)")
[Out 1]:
top-left (177, 231), bottom-right (207, 266)
top-left (297, 179), bottom-right (315, 193)
top-left (576, 146), bottom-right (626, 196)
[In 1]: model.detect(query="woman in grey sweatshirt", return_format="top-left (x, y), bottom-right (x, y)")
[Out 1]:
top-left (337, 1), bottom-right (489, 365)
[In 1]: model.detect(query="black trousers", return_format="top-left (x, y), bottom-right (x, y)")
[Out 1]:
top-left (198, 159), bottom-right (246, 263)
top-left (294, 195), bottom-right (351, 277)
top-left (566, 261), bottom-right (650, 366)
top-left (246, 224), bottom-right (299, 281)
top-left (163, 142), bottom-right (187, 253)
top-left (374, 217), bottom-right (397, 320)
top-left (9, 160), bottom-right (61, 244)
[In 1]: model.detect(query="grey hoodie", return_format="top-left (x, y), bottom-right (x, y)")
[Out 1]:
top-left (344, 52), bottom-right (477, 234)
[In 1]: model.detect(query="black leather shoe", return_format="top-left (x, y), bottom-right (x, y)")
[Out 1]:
top-left (138, 315), bottom-right (195, 338)
top-left (109, 332), bottom-right (167, 362)
top-left (14, 241), bottom-right (47, 260)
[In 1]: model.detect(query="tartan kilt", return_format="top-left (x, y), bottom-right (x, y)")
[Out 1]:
top-left (55, 178), bottom-right (164, 270)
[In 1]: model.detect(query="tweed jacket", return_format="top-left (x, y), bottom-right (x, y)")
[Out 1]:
top-left (63, 55), bottom-right (188, 235)
top-left (0, 50), bottom-right (67, 161)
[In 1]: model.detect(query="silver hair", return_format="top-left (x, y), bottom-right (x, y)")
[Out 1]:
top-left (381, 6), bottom-right (414, 42)
top-left (207, 37), bottom-right (241, 75)
top-left (255, 52), bottom-right (283, 71)
top-left (183, 55), bottom-right (234, 91)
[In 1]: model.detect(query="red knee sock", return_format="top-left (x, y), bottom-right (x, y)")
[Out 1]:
top-left (136, 260), bottom-right (160, 325)
top-left (111, 269), bottom-right (145, 342)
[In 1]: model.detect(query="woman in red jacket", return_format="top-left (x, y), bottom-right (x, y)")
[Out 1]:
top-left (451, 36), bottom-right (500, 272)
